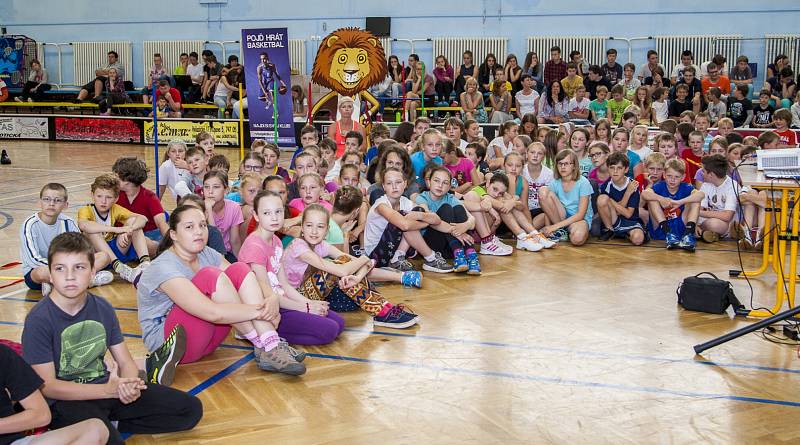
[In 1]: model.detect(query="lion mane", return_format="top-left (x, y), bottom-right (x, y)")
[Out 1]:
top-left (312, 27), bottom-right (387, 97)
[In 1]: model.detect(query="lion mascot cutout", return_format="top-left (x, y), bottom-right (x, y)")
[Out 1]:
top-left (311, 27), bottom-right (388, 124)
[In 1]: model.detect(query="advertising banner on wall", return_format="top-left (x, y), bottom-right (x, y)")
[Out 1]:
top-left (54, 117), bottom-right (141, 143)
top-left (241, 27), bottom-right (295, 146)
top-left (144, 120), bottom-right (240, 146)
top-left (0, 116), bottom-right (49, 139)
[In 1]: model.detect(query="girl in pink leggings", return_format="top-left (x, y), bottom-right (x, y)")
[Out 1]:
top-left (239, 190), bottom-right (344, 345)
top-left (136, 205), bottom-right (306, 376)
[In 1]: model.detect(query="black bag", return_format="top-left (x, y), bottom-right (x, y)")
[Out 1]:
top-left (677, 272), bottom-right (742, 314)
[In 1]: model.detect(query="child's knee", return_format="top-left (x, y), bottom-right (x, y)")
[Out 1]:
top-left (630, 230), bottom-right (645, 245)
top-left (597, 194), bottom-right (609, 206)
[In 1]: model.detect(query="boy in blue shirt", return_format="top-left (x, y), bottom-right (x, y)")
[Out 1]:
top-left (642, 158), bottom-right (704, 250)
top-left (596, 152), bottom-right (646, 245)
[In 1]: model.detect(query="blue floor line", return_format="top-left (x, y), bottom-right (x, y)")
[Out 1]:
top-left (342, 328), bottom-right (800, 375)
top-left (3, 317), bottom-right (799, 409)
top-left (3, 295), bottom-right (800, 377)
top-left (305, 352), bottom-right (800, 408)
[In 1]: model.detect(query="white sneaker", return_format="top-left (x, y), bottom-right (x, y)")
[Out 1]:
top-left (516, 236), bottom-right (543, 252)
top-left (41, 282), bottom-right (52, 297)
top-left (14, 97), bottom-right (22, 102)
top-left (480, 236), bottom-right (513, 256)
top-left (528, 231), bottom-right (555, 249)
top-left (138, 261), bottom-right (152, 272)
top-left (90, 270), bottom-right (114, 287)
top-left (117, 264), bottom-right (142, 284)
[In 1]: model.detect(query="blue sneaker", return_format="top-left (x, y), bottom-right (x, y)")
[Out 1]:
top-left (453, 249), bottom-right (469, 273)
top-left (401, 271), bottom-right (422, 288)
top-left (679, 233), bottom-right (696, 252)
top-left (665, 232), bottom-right (681, 250)
top-left (466, 251), bottom-right (481, 275)
top-left (373, 304), bottom-right (420, 329)
top-left (549, 228), bottom-right (569, 243)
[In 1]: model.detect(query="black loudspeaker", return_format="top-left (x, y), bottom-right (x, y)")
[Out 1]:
top-left (365, 17), bottom-right (390, 37)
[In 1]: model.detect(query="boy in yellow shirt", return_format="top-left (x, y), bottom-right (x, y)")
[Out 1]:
top-left (560, 62), bottom-right (584, 99)
top-left (77, 174), bottom-right (151, 283)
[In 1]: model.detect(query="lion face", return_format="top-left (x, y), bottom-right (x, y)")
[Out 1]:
top-left (312, 27), bottom-right (387, 96)
top-left (330, 48), bottom-right (371, 88)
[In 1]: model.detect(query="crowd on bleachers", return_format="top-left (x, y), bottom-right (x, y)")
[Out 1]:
top-left (366, 47), bottom-right (800, 128)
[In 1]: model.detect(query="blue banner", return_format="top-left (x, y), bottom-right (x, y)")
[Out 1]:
top-left (241, 28), bottom-right (295, 146)
top-left (0, 37), bottom-right (26, 88)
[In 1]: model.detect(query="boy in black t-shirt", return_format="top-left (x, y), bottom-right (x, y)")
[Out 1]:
top-left (751, 89), bottom-right (776, 128)
top-left (0, 344), bottom-right (109, 445)
top-left (727, 85), bottom-right (753, 128)
top-left (22, 233), bottom-right (202, 445)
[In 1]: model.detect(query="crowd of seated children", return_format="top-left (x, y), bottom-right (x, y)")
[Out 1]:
top-left (13, 66), bottom-right (800, 439)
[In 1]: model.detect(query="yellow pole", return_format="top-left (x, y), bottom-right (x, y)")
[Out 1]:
top-left (239, 84), bottom-right (245, 160)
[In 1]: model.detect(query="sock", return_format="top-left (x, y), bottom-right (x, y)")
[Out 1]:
top-left (465, 247), bottom-right (477, 257)
top-left (138, 255), bottom-right (151, 263)
top-left (377, 302), bottom-right (393, 317)
top-left (684, 222), bottom-right (696, 236)
top-left (516, 232), bottom-right (527, 240)
top-left (423, 252), bottom-right (437, 262)
top-left (259, 331), bottom-right (280, 352)
top-left (242, 329), bottom-right (260, 348)
top-left (659, 220), bottom-right (671, 234)
top-left (390, 250), bottom-right (406, 264)
top-left (112, 260), bottom-right (122, 271)
top-left (480, 234), bottom-right (494, 244)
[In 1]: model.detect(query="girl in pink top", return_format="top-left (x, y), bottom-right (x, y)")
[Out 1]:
top-left (238, 191), bottom-right (344, 345)
top-left (433, 55), bottom-right (455, 106)
top-left (203, 171), bottom-right (243, 256)
top-left (282, 205), bottom-right (421, 329)
top-left (288, 173), bottom-right (333, 214)
top-left (443, 139), bottom-right (474, 195)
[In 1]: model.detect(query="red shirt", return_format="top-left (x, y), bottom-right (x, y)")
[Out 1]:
top-left (680, 150), bottom-right (702, 184)
top-left (156, 88), bottom-right (182, 109)
top-left (776, 129), bottom-right (798, 147)
top-left (117, 187), bottom-right (165, 232)
top-left (701, 76), bottom-right (731, 95)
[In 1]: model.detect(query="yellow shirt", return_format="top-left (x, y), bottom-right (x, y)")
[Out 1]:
top-left (492, 80), bottom-right (512, 93)
top-left (77, 204), bottom-right (132, 241)
top-left (560, 75), bottom-right (584, 99)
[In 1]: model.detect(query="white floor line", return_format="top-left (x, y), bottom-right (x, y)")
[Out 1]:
top-left (0, 287), bottom-right (29, 300)
top-left (0, 167), bottom-right (105, 174)
top-left (0, 181), bottom-right (94, 202)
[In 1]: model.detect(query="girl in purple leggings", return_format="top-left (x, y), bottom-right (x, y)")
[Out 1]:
top-left (239, 190), bottom-right (345, 345)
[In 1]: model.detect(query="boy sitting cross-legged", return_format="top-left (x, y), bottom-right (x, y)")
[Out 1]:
top-left (22, 232), bottom-right (202, 445)
top-left (697, 154), bottom-right (739, 243)
top-left (21, 183), bottom-right (113, 296)
top-left (77, 174), bottom-right (151, 283)
top-left (642, 158), bottom-right (704, 251)
top-left (596, 152), bottom-right (646, 245)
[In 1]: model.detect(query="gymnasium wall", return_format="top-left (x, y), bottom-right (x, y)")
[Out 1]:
top-left (2, 0), bottom-right (799, 87)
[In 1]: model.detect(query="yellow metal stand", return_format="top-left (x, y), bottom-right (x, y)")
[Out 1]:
top-left (732, 186), bottom-right (800, 317)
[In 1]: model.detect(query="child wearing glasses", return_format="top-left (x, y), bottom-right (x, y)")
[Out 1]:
top-left (538, 149), bottom-right (594, 245)
top-left (20, 183), bottom-right (114, 296)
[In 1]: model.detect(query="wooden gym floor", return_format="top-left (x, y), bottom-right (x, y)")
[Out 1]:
top-left (1, 140), bottom-right (799, 444)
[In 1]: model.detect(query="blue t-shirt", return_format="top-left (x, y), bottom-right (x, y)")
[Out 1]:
top-left (547, 176), bottom-right (594, 225)
top-left (414, 191), bottom-right (463, 214)
top-left (626, 150), bottom-right (641, 179)
top-left (410, 151), bottom-right (443, 185)
top-left (599, 178), bottom-right (641, 223)
top-left (648, 180), bottom-right (694, 240)
top-left (364, 146), bottom-right (379, 166)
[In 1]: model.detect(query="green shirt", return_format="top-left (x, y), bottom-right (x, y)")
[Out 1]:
top-left (588, 99), bottom-right (608, 120)
top-left (174, 65), bottom-right (186, 75)
top-left (608, 98), bottom-right (631, 124)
